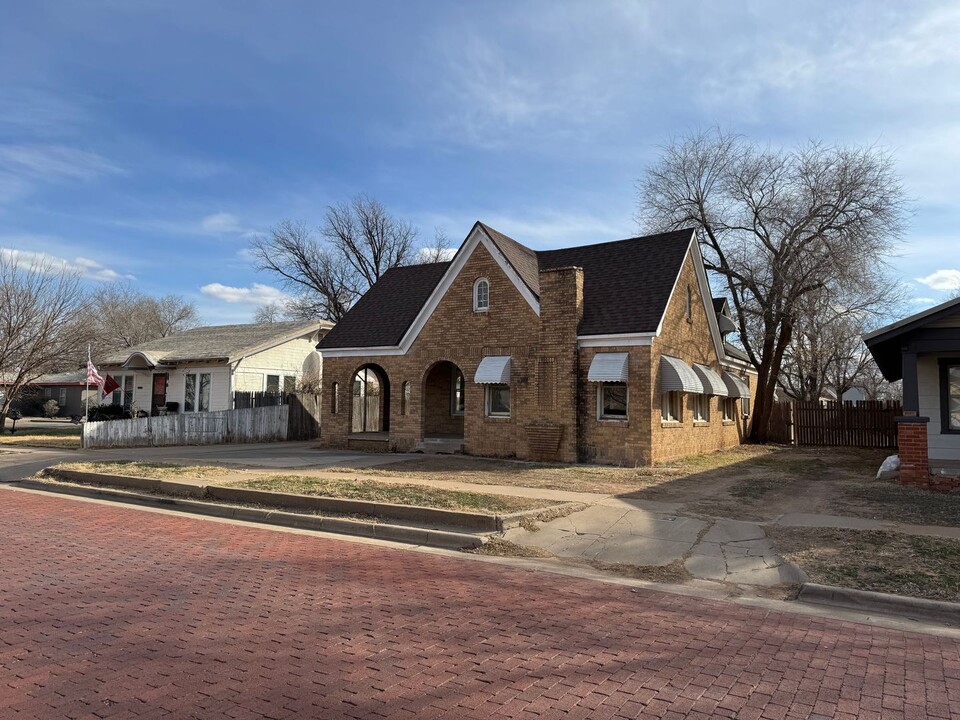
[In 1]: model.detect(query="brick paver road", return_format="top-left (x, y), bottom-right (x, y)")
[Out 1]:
top-left (2, 488), bottom-right (959, 720)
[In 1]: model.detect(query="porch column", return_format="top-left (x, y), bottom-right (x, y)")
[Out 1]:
top-left (896, 416), bottom-right (929, 489)
top-left (900, 350), bottom-right (919, 416)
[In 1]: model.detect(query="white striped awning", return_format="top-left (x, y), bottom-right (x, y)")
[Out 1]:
top-left (587, 352), bottom-right (629, 382)
top-left (474, 356), bottom-right (511, 384)
top-left (692, 364), bottom-right (729, 396)
top-left (721, 372), bottom-right (751, 399)
top-left (660, 355), bottom-right (703, 394)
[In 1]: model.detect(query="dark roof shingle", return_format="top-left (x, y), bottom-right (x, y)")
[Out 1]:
top-left (318, 225), bottom-right (696, 348)
top-left (318, 262), bottom-right (450, 349)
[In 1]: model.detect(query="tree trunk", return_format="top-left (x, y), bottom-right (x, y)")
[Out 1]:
top-left (749, 320), bottom-right (793, 443)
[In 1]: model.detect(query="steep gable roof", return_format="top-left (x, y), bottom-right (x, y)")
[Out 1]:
top-left (102, 320), bottom-right (329, 366)
top-left (318, 262), bottom-right (450, 349)
top-left (537, 229), bottom-right (693, 336)
top-left (318, 223), bottom-right (697, 350)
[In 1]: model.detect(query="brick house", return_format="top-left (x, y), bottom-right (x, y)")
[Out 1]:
top-left (317, 222), bottom-right (757, 465)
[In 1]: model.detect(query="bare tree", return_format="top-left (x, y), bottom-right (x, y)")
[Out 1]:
top-left (779, 283), bottom-right (906, 401)
top-left (82, 283), bottom-right (199, 357)
top-left (253, 302), bottom-right (287, 324)
top-left (417, 227), bottom-right (453, 264)
top-left (638, 128), bottom-right (908, 441)
top-left (250, 195), bottom-right (420, 322)
top-left (0, 253), bottom-right (89, 428)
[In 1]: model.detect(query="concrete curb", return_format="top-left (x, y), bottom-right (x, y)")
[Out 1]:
top-left (798, 583), bottom-right (960, 626)
top-left (18, 479), bottom-right (485, 551)
top-left (42, 468), bottom-right (576, 533)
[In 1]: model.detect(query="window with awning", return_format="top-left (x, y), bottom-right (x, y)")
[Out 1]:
top-left (474, 356), bottom-right (511, 384)
top-left (587, 352), bottom-right (629, 383)
top-left (692, 364), bottom-right (728, 396)
top-left (660, 355), bottom-right (703, 394)
top-left (721, 371), bottom-right (751, 399)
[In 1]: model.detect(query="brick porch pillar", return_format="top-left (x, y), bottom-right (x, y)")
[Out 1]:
top-left (896, 416), bottom-right (929, 489)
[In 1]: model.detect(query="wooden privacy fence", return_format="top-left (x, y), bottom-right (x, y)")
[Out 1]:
top-left (233, 391), bottom-right (290, 409)
top-left (790, 400), bottom-right (901, 448)
top-left (84, 394), bottom-right (321, 449)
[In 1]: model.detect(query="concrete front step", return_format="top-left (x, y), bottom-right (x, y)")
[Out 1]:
top-left (415, 437), bottom-right (464, 454)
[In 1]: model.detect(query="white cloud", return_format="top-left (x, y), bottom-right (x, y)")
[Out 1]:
top-left (911, 297), bottom-right (938, 305)
top-left (200, 282), bottom-right (289, 305)
top-left (199, 212), bottom-right (243, 235)
top-left (916, 269), bottom-right (960, 292)
top-left (0, 246), bottom-right (134, 281)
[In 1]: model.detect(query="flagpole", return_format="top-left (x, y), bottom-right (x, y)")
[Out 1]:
top-left (84, 343), bottom-right (91, 448)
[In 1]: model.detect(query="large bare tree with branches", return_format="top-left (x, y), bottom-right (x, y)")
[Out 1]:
top-left (250, 195), bottom-right (449, 322)
top-left (0, 253), bottom-right (89, 428)
top-left (638, 128), bottom-right (908, 441)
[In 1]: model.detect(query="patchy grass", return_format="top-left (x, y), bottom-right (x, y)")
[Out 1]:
top-left (325, 444), bottom-right (778, 495)
top-left (468, 538), bottom-right (553, 558)
top-left (0, 426), bottom-right (81, 449)
top-left (234, 475), bottom-right (553, 514)
top-left (831, 481), bottom-right (960, 527)
top-left (770, 527), bottom-right (960, 602)
top-left (52, 461), bottom-right (233, 480)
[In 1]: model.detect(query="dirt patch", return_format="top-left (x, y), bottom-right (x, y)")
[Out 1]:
top-left (468, 538), bottom-right (553, 558)
top-left (233, 475), bottom-right (554, 514)
top-left (52, 461), bottom-right (232, 480)
top-left (589, 559), bottom-right (692, 584)
top-left (830, 481), bottom-right (960, 527)
top-left (770, 526), bottom-right (960, 602)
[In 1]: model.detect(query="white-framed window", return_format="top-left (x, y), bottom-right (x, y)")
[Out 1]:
top-left (265, 374), bottom-right (297, 393)
top-left (111, 375), bottom-right (135, 408)
top-left (722, 397), bottom-right (737, 421)
top-left (185, 372), bottom-right (211, 412)
top-left (693, 394), bottom-right (710, 422)
top-left (451, 368), bottom-right (465, 415)
top-left (331, 382), bottom-right (339, 414)
top-left (402, 381), bottom-right (411, 415)
top-left (58, 388), bottom-right (67, 407)
top-left (661, 391), bottom-right (682, 422)
top-left (742, 394), bottom-right (751, 416)
top-left (473, 277), bottom-right (490, 312)
top-left (485, 384), bottom-right (510, 417)
top-left (598, 382), bottom-right (628, 420)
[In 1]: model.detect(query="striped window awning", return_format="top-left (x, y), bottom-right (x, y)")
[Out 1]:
top-left (587, 352), bottom-right (629, 382)
top-left (660, 355), bottom-right (704, 394)
top-left (721, 372), bottom-right (751, 399)
top-left (474, 356), bottom-right (512, 384)
top-left (692, 364), bottom-right (729, 396)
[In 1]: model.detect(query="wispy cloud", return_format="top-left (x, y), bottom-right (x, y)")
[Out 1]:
top-left (0, 246), bottom-right (134, 281)
top-left (200, 282), bottom-right (289, 305)
top-left (0, 144), bottom-right (122, 181)
top-left (917, 269), bottom-right (960, 292)
top-left (199, 212), bottom-right (243, 235)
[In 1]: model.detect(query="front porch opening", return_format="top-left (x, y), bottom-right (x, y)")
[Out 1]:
top-left (351, 364), bottom-right (390, 434)
top-left (422, 361), bottom-right (465, 439)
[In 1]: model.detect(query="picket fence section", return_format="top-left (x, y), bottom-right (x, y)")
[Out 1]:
top-left (84, 404), bottom-right (291, 449)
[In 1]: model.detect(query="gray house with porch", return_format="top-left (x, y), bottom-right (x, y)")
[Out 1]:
top-left (864, 296), bottom-right (960, 491)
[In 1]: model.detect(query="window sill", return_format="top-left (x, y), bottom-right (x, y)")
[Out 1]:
top-left (598, 417), bottom-right (628, 424)
top-left (693, 420), bottom-right (710, 427)
top-left (722, 420), bottom-right (735, 426)
top-left (484, 415), bottom-right (511, 421)
top-left (660, 421), bottom-right (682, 428)
top-left (473, 309), bottom-right (489, 315)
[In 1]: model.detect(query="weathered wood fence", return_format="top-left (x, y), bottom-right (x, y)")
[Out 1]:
top-left (233, 390), bottom-right (290, 409)
top-left (84, 394), bottom-right (321, 448)
top-left (772, 400), bottom-right (901, 449)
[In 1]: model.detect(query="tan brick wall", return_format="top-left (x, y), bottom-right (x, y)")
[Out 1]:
top-left (578, 345), bottom-right (652, 466)
top-left (320, 243), bottom-right (545, 457)
top-left (649, 253), bottom-right (755, 464)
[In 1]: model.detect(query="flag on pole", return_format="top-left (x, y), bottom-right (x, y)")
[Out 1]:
top-left (86, 354), bottom-right (104, 390)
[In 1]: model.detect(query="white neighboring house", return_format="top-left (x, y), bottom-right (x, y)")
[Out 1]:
top-left (98, 321), bottom-right (333, 415)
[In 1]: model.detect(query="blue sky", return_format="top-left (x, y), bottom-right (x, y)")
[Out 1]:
top-left (2, 0), bottom-right (959, 324)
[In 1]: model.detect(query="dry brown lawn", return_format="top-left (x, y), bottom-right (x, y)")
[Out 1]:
top-left (0, 427), bottom-right (81, 449)
top-left (52, 461), bottom-right (233, 480)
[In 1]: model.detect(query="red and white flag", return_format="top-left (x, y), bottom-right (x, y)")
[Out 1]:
top-left (86, 348), bottom-right (104, 389)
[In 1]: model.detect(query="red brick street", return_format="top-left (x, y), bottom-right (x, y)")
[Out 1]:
top-left (2, 488), bottom-right (959, 720)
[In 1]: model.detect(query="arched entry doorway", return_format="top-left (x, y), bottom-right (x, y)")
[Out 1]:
top-left (422, 361), bottom-right (465, 439)
top-left (351, 364), bottom-right (390, 434)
